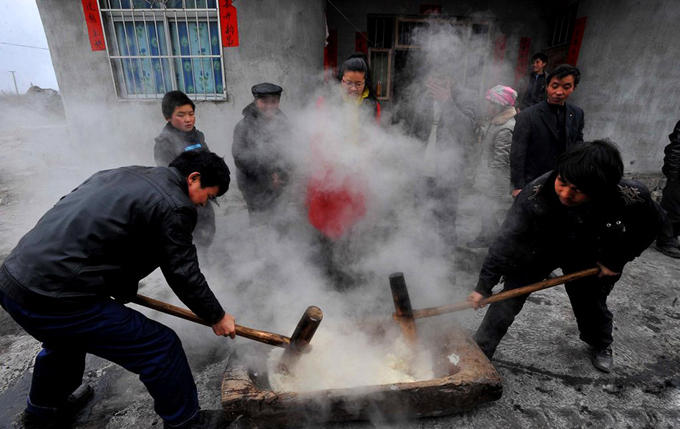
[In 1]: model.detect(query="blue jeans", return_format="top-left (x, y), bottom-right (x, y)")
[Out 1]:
top-left (0, 289), bottom-right (199, 426)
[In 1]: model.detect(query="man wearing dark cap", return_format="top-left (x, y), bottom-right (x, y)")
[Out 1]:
top-left (232, 83), bottom-right (293, 223)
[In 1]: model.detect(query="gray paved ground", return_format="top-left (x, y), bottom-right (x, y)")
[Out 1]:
top-left (1, 117), bottom-right (679, 428)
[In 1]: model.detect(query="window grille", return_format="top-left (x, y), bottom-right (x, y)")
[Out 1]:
top-left (98, 0), bottom-right (226, 100)
top-left (366, 14), bottom-right (492, 101)
top-left (548, 3), bottom-right (578, 47)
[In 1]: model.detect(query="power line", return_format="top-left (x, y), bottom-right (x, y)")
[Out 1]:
top-left (327, 0), bottom-right (370, 43)
top-left (0, 41), bottom-right (49, 51)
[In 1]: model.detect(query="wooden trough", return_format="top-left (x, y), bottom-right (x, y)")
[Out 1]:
top-left (221, 322), bottom-right (502, 425)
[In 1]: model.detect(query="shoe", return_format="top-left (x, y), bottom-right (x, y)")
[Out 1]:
top-left (591, 347), bottom-right (613, 373)
top-left (164, 410), bottom-right (225, 429)
top-left (654, 242), bottom-right (680, 258)
top-left (22, 384), bottom-right (94, 429)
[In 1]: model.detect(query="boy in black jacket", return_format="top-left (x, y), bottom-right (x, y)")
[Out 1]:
top-left (468, 140), bottom-right (663, 372)
top-left (154, 91), bottom-right (210, 166)
top-left (154, 91), bottom-right (215, 247)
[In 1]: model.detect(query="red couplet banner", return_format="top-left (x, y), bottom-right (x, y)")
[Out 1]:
top-left (219, 0), bottom-right (239, 47)
top-left (566, 17), bottom-right (587, 66)
top-left (514, 37), bottom-right (531, 84)
top-left (81, 0), bottom-right (106, 51)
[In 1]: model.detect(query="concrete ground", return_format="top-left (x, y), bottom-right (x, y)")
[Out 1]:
top-left (1, 119), bottom-right (679, 428)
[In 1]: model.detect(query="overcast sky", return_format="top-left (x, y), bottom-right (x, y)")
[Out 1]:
top-left (0, 1), bottom-right (58, 93)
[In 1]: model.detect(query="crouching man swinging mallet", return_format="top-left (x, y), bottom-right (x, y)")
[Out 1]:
top-left (468, 140), bottom-right (663, 373)
top-left (0, 151), bottom-right (234, 429)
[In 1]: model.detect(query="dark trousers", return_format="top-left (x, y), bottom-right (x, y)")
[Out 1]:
top-left (474, 268), bottom-right (617, 359)
top-left (658, 179), bottom-right (680, 245)
top-left (425, 176), bottom-right (459, 248)
top-left (0, 289), bottom-right (199, 426)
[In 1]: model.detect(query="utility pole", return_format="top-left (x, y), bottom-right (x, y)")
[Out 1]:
top-left (9, 71), bottom-right (19, 95)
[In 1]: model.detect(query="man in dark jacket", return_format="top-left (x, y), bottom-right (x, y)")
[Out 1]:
top-left (469, 141), bottom-right (663, 373)
top-left (655, 120), bottom-right (680, 258)
top-left (232, 83), bottom-right (292, 223)
top-left (519, 52), bottom-right (548, 110)
top-left (0, 151), bottom-right (234, 429)
top-left (510, 64), bottom-right (584, 197)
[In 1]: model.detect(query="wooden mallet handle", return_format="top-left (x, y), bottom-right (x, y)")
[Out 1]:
top-left (132, 294), bottom-right (291, 348)
top-left (405, 267), bottom-right (601, 319)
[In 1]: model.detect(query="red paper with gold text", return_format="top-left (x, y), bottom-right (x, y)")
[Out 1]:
top-left (81, 0), bottom-right (106, 51)
top-left (219, 0), bottom-right (239, 47)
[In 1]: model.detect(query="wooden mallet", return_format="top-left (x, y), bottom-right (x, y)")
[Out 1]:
top-left (389, 272), bottom-right (418, 343)
top-left (277, 305), bottom-right (324, 374)
top-left (394, 267), bottom-right (601, 320)
top-left (132, 296), bottom-right (324, 375)
top-left (132, 294), bottom-right (291, 347)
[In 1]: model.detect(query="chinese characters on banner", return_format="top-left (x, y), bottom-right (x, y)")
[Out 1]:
top-left (514, 37), bottom-right (531, 85)
top-left (566, 17), bottom-right (587, 66)
top-left (81, 0), bottom-right (106, 51)
top-left (219, 0), bottom-right (239, 47)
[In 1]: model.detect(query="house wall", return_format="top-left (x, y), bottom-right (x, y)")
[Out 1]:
top-left (572, 0), bottom-right (680, 173)
top-left (36, 0), bottom-right (325, 167)
top-left (37, 0), bottom-right (680, 174)
top-left (325, 0), bottom-right (555, 91)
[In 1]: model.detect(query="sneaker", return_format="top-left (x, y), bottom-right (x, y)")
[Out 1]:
top-left (590, 347), bottom-right (613, 373)
top-left (655, 242), bottom-right (680, 259)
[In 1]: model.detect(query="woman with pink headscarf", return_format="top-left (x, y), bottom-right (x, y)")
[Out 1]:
top-left (468, 85), bottom-right (518, 248)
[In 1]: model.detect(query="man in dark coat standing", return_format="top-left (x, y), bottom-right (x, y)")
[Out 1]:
top-left (469, 141), bottom-right (663, 373)
top-left (232, 83), bottom-right (292, 224)
top-left (0, 151), bottom-right (234, 429)
top-left (655, 120), bottom-right (680, 258)
top-left (510, 64), bottom-right (584, 198)
top-left (519, 52), bottom-right (548, 111)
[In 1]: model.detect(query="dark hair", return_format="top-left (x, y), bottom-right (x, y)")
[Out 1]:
top-left (547, 64), bottom-right (581, 86)
top-left (557, 140), bottom-right (623, 198)
top-left (162, 90), bottom-right (195, 119)
top-left (337, 53), bottom-right (377, 100)
top-left (170, 151), bottom-right (230, 196)
top-left (531, 52), bottom-right (548, 63)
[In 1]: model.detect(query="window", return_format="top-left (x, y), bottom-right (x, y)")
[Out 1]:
top-left (368, 48), bottom-right (391, 100)
top-left (99, 0), bottom-right (226, 100)
top-left (548, 3), bottom-right (578, 47)
top-left (366, 14), bottom-right (493, 102)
